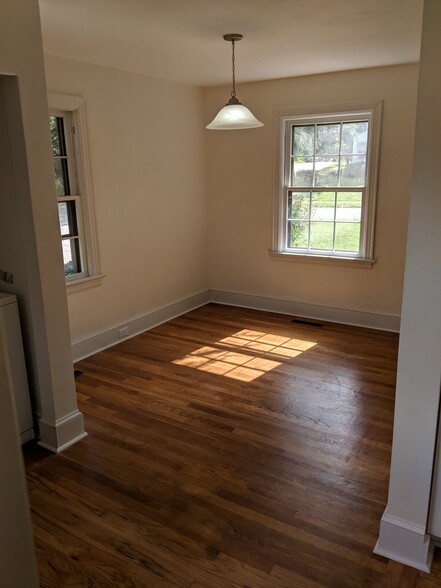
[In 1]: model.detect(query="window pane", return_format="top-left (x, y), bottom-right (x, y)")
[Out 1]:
top-left (53, 158), bottom-right (70, 196)
top-left (335, 222), bottom-right (361, 252)
top-left (311, 192), bottom-right (335, 221)
top-left (315, 124), bottom-right (340, 156)
top-left (58, 202), bottom-right (70, 236)
top-left (288, 192), bottom-right (310, 219)
top-left (336, 192), bottom-right (362, 222)
top-left (314, 157), bottom-right (339, 187)
top-left (58, 200), bottom-right (79, 237)
top-left (293, 125), bottom-right (314, 156)
top-left (288, 221), bottom-right (309, 248)
top-left (50, 116), bottom-right (61, 156)
top-left (62, 238), bottom-right (81, 276)
top-left (292, 157), bottom-right (313, 187)
top-left (49, 115), bottom-right (68, 157)
top-left (339, 155), bottom-right (366, 187)
top-left (341, 122), bottom-right (368, 155)
top-left (310, 222), bottom-right (334, 250)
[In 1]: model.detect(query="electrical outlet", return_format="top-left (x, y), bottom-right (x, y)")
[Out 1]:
top-left (0, 269), bottom-right (13, 283)
top-left (118, 326), bottom-right (129, 339)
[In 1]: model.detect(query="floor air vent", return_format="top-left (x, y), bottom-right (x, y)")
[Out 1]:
top-left (74, 370), bottom-right (83, 378)
top-left (291, 318), bottom-right (324, 328)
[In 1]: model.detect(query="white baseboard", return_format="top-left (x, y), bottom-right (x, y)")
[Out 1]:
top-left (71, 288), bottom-right (400, 362)
top-left (20, 427), bottom-right (35, 445)
top-left (209, 290), bottom-right (401, 332)
top-left (71, 290), bottom-right (210, 362)
top-left (38, 410), bottom-right (87, 453)
top-left (374, 513), bottom-right (434, 572)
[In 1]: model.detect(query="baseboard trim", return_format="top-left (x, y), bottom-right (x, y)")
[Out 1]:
top-left (20, 427), bottom-right (35, 445)
top-left (71, 290), bottom-right (210, 362)
top-left (72, 289), bottom-right (400, 362)
top-left (374, 513), bottom-right (434, 572)
top-left (38, 409), bottom-right (87, 453)
top-left (209, 290), bottom-right (400, 332)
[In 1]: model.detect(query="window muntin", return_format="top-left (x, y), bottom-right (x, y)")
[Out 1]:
top-left (274, 103), bottom-right (381, 263)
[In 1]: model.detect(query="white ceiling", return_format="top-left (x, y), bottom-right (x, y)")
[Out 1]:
top-left (38, 0), bottom-right (424, 87)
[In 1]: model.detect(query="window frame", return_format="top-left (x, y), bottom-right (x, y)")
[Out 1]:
top-left (48, 93), bottom-right (103, 290)
top-left (271, 101), bottom-right (382, 267)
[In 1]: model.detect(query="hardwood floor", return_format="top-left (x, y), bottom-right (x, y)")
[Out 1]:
top-left (24, 303), bottom-right (441, 587)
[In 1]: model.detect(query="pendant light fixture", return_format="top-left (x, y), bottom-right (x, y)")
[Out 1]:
top-left (206, 34), bottom-right (263, 130)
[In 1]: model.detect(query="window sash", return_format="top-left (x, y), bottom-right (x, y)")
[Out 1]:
top-left (288, 121), bottom-right (369, 190)
top-left (284, 188), bottom-right (364, 256)
top-left (57, 196), bottom-right (88, 281)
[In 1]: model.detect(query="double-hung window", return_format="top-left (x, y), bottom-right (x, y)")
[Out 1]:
top-left (272, 102), bottom-right (382, 266)
top-left (50, 111), bottom-right (84, 278)
top-left (48, 94), bottom-right (101, 288)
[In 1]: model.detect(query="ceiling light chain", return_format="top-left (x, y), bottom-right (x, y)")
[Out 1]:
top-left (231, 38), bottom-right (237, 100)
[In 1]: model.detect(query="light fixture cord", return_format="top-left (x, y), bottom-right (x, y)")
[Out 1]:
top-left (231, 40), bottom-right (236, 99)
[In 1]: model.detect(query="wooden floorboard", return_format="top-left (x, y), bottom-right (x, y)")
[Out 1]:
top-left (24, 303), bottom-right (441, 586)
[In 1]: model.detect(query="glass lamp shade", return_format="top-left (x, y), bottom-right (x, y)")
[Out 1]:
top-left (206, 103), bottom-right (264, 130)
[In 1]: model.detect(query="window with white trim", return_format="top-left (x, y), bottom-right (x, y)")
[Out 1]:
top-left (272, 102), bottom-right (382, 265)
top-left (48, 94), bottom-right (102, 288)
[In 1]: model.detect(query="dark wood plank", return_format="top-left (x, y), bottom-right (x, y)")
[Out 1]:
top-left (24, 303), bottom-right (440, 587)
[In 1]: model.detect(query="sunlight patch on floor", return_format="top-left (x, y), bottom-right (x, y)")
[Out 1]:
top-left (172, 329), bottom-right (317, 382)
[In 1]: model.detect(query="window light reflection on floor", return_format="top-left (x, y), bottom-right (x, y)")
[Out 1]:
top-left (172, 329), bottom-right (317, 382)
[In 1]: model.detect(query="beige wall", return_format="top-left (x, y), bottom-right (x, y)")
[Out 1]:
top-left (44, 55), bottom-right (209, 344)
top-left (204, 64), bottom-right (418, 318)
top-left (44, 59), bottom-right (419, 345)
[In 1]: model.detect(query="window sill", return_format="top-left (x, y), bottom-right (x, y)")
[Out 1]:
top-left (66, 273), bottom-right (106, 294)
top-left (268, 251), bottom-right (376, 268)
